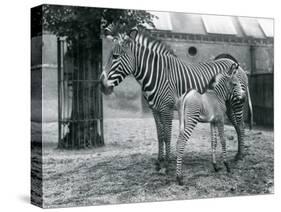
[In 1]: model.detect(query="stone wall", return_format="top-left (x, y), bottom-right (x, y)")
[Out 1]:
top-left (31, 34), bottom-right (58, 122)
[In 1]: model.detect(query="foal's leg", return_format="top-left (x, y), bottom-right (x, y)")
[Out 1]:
top-left (176, 108), bottom-right (199, 185)
top-left (211, 123), bottom-right (220, 172)
top-left (218, 122), bottom-right (231, 172)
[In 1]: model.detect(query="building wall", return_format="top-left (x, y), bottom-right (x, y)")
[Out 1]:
top-left (32, 34), bottom-right (274, 126)
top-left (165, 39), bottom-right (252, 73)
top-left (31, 34), bottom-right (58, 123)
top-left (169, 39), bottom-right (273, 126)
top-left (103, 36), bottom-right (274, 125)
top-left (252, 45), bottom-right (274, 73)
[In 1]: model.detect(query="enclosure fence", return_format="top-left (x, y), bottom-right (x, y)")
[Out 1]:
top-left (57, 37), bottom-right (104, 149)
top-left (249, 73), bottom-right (273, 126)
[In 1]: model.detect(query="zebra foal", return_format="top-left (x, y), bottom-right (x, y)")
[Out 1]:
top-left (176, 63), bottom-right (243, 185)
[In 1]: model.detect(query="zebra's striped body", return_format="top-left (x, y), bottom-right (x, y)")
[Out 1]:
top-left (100, 29), bottom-right (252, 171)
top-left (176, 64), bottom-right (242, 185)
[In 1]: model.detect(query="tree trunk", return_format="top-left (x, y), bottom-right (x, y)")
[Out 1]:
top-left (58, 38), bottom-right (104, 149)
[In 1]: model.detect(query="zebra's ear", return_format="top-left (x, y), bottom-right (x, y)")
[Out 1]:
top-left (104, 25), bottom-right (115, 41)
top-left (104, 25), bottom-right (114, 35)
top-left (129, 27), bottom-right (138, 39)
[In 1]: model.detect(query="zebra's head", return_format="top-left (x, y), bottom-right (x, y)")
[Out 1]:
top-left (212, 64), bottom-right (245, 102)
top-left (228, 63), bottom-right (247, 102)
top-left (100, 32), bottom-right (136, 95)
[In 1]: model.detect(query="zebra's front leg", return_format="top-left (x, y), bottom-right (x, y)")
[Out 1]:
top-left (152, 110), bottom-right (165, 171)
top-left (218, 122), bottom-right (231, 173)
top-left (210, 123), bottom-right (221, 172)
top-left (162, 110), bottom-right (173, 172)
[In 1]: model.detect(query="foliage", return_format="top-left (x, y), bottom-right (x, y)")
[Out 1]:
top-left (41, 5), bottom-right (156, 148)
top-left (42, 5), bottom-right (156, 48)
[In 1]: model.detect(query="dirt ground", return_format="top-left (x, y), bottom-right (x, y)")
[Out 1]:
top-left (39, 117), bottom-right (274, 208)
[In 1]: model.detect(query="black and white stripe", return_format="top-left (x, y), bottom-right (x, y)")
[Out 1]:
top-left (102, 30), bottom-right (252, 171)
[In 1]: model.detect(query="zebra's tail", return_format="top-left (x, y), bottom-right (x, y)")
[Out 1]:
top-left (247, 86), bottom-right (253, 130)
top-left (177, 95), bottom-right (185, 133)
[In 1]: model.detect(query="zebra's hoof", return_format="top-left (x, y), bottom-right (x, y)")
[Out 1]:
top-left (154, 160), bottom-right (161, 171)
top-left (213, 163), bottom-right (222, 172)
top-left (159, 168), bottom-right (167, 175)
top-left (155, 164), bottom-right (161, 171)
top-left (176, 176), bottom-right (184, 186)
top-left (163, 162), bottom-right (171, 173)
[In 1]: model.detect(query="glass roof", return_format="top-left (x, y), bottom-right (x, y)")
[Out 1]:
top-left (238, 17), bottom-right (265, 38)
top-left (169, 13), bottom-right (206, 34)
top-left (148, 10), bottom-right (273, 39)
top-left (258, 18), bottom-right (274, 37)
top-left (202, 15), bottom-right (237, 35)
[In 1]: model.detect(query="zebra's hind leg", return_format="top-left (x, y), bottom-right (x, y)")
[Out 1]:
top-left (210, 123), bottom-right (221, 172)
top-left (218, 122), bottom-right (231, 173)
top-left (176, 112), bottom-right (199, 185)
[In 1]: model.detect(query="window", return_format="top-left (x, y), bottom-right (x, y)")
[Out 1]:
top-left (258, 18), bottom-right (274, 38)
top-left (188, 46), bottom-right (197, 56)
top-left (202, 15), bottom-right (237, 35)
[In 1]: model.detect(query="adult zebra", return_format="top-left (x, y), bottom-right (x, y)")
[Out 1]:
top-left (100, 28), bottom-right (252, 171)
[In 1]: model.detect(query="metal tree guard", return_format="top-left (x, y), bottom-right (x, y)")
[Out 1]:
top-left (57, 37), bottom-right (104, 149)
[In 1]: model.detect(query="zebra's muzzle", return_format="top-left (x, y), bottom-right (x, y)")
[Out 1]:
top-left (234, 94), bottom-right (246, 103)
top-left (100, 71), bottom-right (114, 95)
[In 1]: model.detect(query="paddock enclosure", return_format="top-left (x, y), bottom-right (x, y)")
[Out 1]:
top-left (39, 118), bottom-right (273, 208)
top-left (31, 6), bottom-right (274, 208)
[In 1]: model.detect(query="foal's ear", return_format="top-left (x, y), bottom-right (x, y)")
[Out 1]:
top-left (230, 68), bottom-right (238, 79)
top-left (229, 63), bottom-right (239, 77)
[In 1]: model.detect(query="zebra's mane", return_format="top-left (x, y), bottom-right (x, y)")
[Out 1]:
top-left (214, 54), bottom-right (238, 63)
top-left (133, 31), bottom-right (177, 56)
